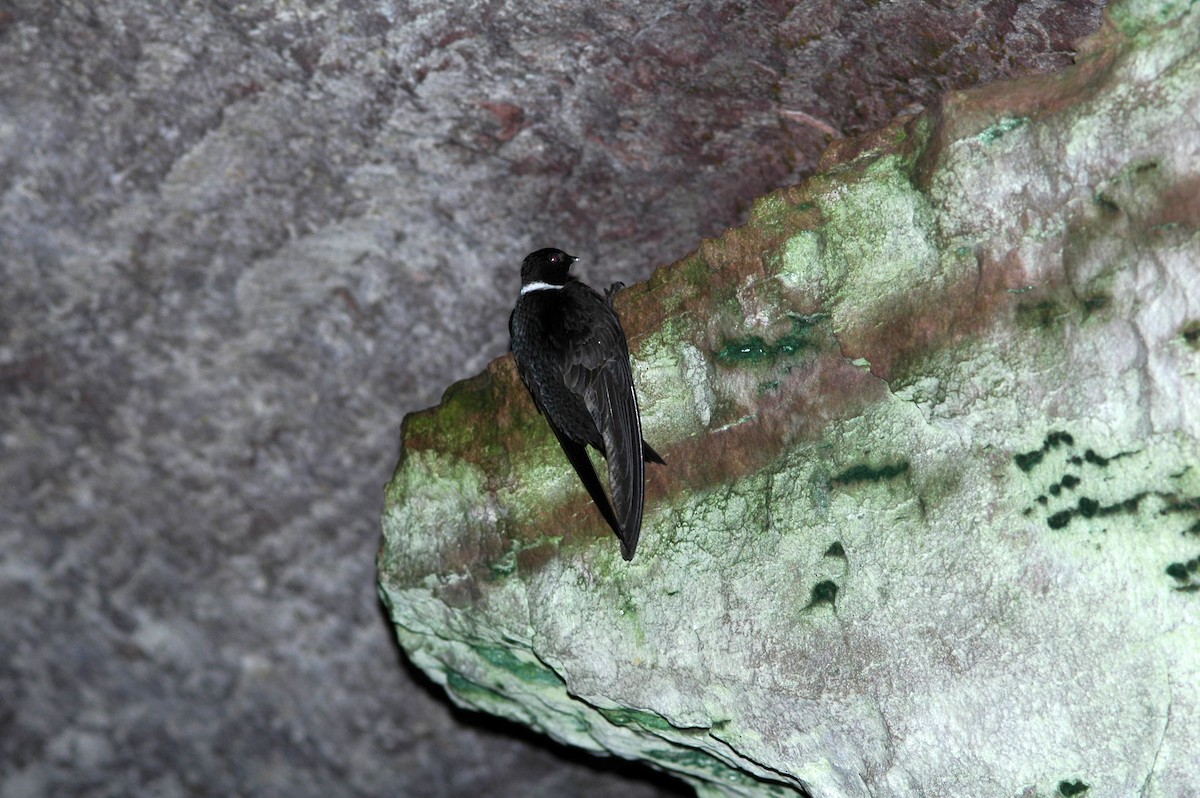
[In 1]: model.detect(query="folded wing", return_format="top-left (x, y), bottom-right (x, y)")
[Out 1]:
top-left (560, 299), bottom-right (648, 560)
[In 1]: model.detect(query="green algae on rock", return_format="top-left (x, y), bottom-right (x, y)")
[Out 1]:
top-left (381, 3), bottom-right (1200, 795)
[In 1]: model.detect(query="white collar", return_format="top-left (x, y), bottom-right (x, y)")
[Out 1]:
top-left (520, 281), bottom-right (564, 296)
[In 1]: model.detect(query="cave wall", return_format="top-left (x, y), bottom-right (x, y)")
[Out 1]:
top-left (1, 1), bottom-right (1107, 795)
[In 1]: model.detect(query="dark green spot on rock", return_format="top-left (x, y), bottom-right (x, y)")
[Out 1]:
top-left (714, 317), bottom-right (819, 366)
top-left (1015, 431), bottom-right (1074, 472)
top-left (978, 116), bottom-right (1027, 144)
top-left (809, 580), bottom-right (838, 607)
top-left (1164, 555), bottom-right (1200, 588)
top-left (832, 460), bottom-right (910, 485)
top-left (716, 335), bottom-right (769, 363)
top-left (1015, 450), bottom-right (1044, 471)
top-left (1182, 321), bottom-right (1200, 349)
top-left (1047, 510), bottom-right (1072, 530)
top-left (1051, 431), bottom-right (1075, 447)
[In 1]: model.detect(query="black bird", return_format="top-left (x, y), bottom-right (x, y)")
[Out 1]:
top-left (509, 248), bottom-right (665, 560)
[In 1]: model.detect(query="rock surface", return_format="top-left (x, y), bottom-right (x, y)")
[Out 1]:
top-left (1, 1), bottom-right (1110, 796)
top-left (379, 2), bottom-right (1200, 796)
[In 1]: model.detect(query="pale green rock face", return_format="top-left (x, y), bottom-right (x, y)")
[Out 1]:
top-left (380, 2), bottom-right (1200, 795)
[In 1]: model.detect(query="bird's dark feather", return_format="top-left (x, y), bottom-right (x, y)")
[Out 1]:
top-left (509, 254), bottom-right (663, 560)
top-left (546, 422), bottom-right (622, 537)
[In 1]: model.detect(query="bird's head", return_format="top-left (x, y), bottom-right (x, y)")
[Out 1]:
top-left (520, 248), bottom-right (578, 289)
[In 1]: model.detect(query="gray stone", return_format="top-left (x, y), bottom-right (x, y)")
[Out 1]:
top-left (1, 0), bottom-right (1110, 795)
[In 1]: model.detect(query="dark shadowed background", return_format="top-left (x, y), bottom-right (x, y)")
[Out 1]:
top-left (1, 2), bottom-right (1105, 795)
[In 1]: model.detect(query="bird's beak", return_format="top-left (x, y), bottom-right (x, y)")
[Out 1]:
top-left (570, 256), bottom-right (580, 265)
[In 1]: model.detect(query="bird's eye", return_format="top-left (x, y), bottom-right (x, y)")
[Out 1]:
top-left (550, 253), bottom-right (561, 264)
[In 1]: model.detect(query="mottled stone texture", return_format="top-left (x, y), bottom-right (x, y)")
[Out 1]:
top-left (381, 2), bottom-right (1200, 797)
top-left (2, 0), bottom-right (1110, 796)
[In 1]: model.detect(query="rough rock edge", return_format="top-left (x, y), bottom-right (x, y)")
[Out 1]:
top-left (380, 2), bottom-right (1200, 796)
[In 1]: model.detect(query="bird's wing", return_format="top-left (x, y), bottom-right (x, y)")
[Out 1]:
top-left (559, 289), bottom-right (647, 560)
top-left (546, 421), bottom-right (622, 538)
top-left (604, 283), bottom-right (666, 466)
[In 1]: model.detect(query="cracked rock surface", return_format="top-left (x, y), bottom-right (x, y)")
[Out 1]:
top-left (2, 1), bottom-right (1110, 796)
top-left (380, 2), bottom-right (1200, 796)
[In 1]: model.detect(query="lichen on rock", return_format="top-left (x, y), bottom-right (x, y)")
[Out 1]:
top-left (380, 2), bottom-right (1200, 795)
